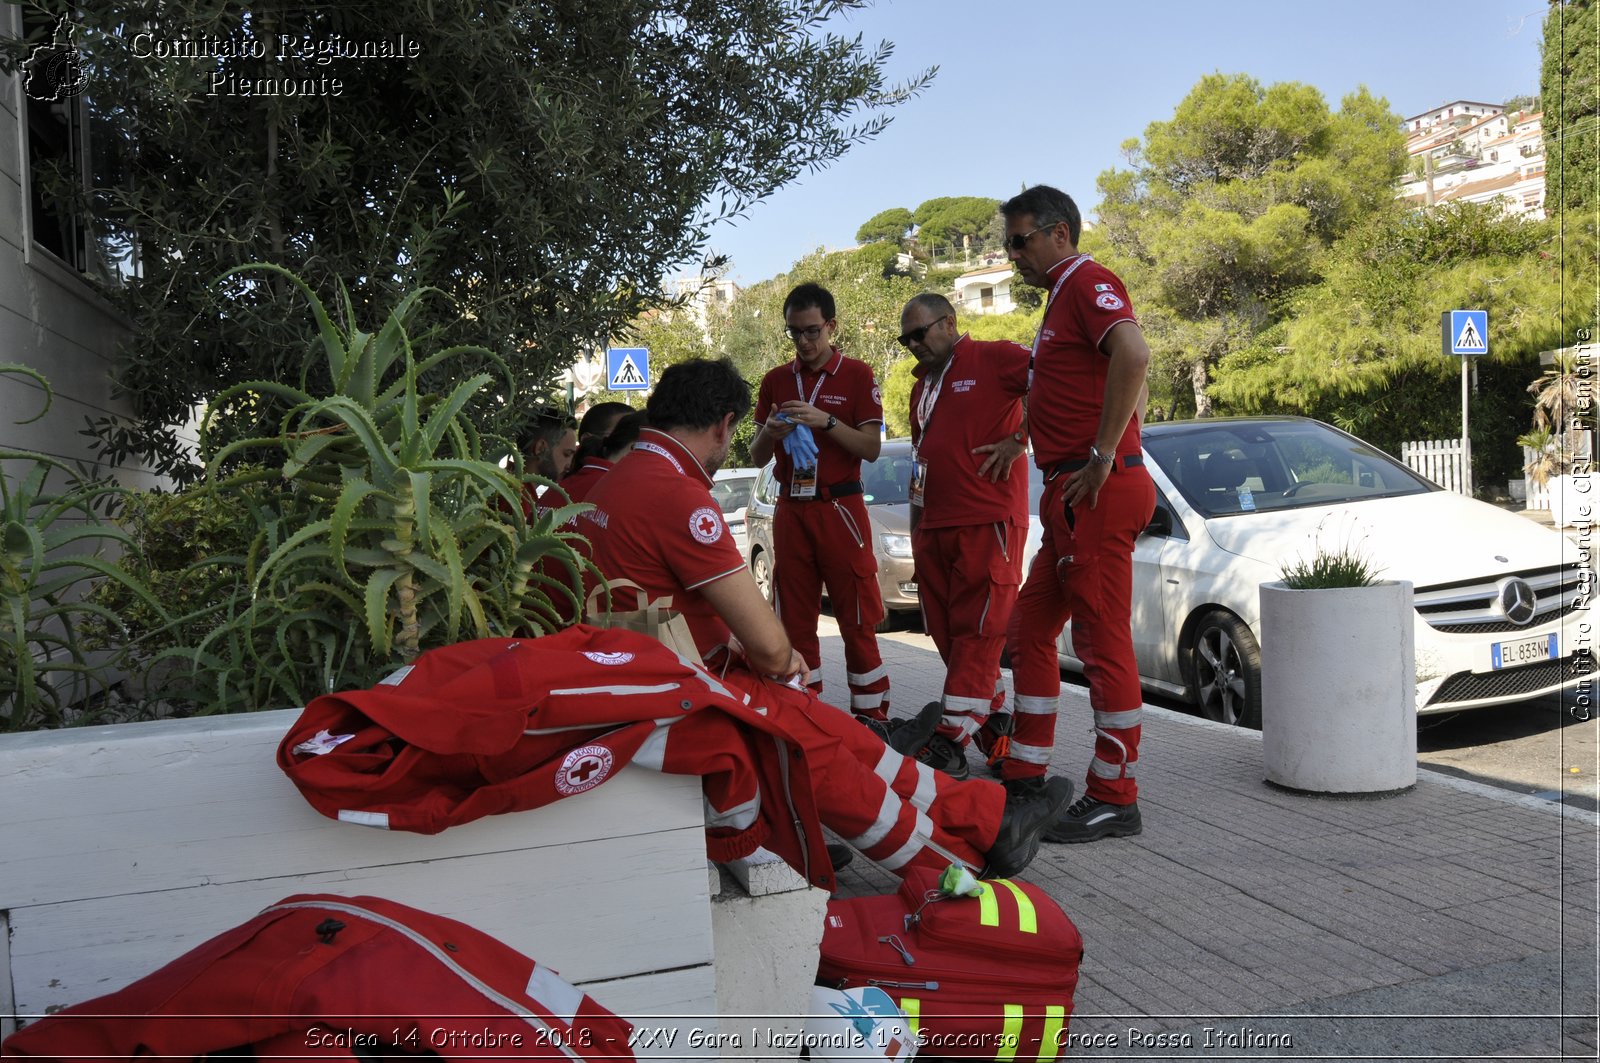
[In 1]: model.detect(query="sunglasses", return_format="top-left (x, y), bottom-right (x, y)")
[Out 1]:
top-left (1005, 223), bottom-right (1057, 251)
top-left (897, 315), bottom-right (950, 348)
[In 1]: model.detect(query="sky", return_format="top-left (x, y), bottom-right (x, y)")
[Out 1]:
top-left (698, 0), bottom-right (1548, 287)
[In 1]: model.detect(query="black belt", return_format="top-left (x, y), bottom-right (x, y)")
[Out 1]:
top-left (1049, 453), bottom-right (1144, 478)
top-left (783, 479), bottom-right (863, 502)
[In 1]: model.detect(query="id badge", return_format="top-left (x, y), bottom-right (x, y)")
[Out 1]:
top-left (790, 464), bottom-right (818, 499)
top-left (909, 459), bottom-right (928, 508)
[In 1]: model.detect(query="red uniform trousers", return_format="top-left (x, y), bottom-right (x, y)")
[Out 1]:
top-left (1005, 466), bottom-right (1155, 803)
top-left (913, 521), bottom-right (1024, 742)
top-left (772, 495), bottom-right (891, 719)
top-left (648, 666), bottom-right (1004, 875)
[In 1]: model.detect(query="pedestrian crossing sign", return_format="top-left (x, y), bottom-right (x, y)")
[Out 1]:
top-left (1441, 310), bottom-right (1488, 357)
top-left (606, 347), bottom-right (650, 391)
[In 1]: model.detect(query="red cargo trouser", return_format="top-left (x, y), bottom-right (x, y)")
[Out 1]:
top-left (914, 521), bottom-right (1024, 741)
top-left (772, 495), bottom-right (891, 719)
top-left (1005, 466), bottom-right (1154, 803)
top-left (650, 668), bottom-right (1004, 875)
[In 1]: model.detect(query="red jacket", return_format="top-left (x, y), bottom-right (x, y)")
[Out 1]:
top-left (2, 894), bottom-right (635, 1062)
top-left (277, 625), bottom-right (836, 889)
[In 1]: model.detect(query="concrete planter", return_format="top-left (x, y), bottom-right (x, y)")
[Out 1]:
top-left (1259, 580), bottom-right (1416, 796)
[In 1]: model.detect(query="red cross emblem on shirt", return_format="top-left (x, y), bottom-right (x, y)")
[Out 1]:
top-left (696, 514), bottom-right (719, 538)
top-left (570, 757), bottom-right (602, 783)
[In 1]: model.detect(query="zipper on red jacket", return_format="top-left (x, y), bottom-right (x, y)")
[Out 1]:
top-left (771, 735), bottom-right (814, 885)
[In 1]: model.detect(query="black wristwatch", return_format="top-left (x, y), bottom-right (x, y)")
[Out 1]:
top-left (823, 415), bottom-right (838, 432)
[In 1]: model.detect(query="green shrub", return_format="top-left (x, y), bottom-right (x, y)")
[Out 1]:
top-left (102, 266), bottom-right (593, 717)
top-left (1, 365), bottom-right (163, 730)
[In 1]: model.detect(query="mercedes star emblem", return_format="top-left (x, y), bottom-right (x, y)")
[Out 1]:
top-left (1496, 577), bottom-right (1538, 626)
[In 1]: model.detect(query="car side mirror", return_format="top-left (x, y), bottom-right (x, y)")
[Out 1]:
top-left (1143, 504), bottom-right (1174, 538)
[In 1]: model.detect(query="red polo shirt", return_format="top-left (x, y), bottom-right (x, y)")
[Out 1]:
top-left (909, 334), bottom-right (1030, 530)
top-left (1028, 254), bottom-right (1142, 468)
top-left (560, 458), bottom-right (614, 505)
top-left (583, 429), bottom-right (747, 657)
top-left (754, 349), bottom-right (883, 489)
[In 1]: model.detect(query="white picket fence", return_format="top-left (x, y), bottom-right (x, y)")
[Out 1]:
top-left (1522, 447), bottom-right (1552, 509)
top-left (1401, 438), bottom-right (1468, 495)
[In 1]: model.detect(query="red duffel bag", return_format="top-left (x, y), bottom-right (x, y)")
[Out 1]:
top-left (2, 894), bottom-right (635, 1062)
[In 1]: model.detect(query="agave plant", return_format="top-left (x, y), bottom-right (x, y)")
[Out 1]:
top-left (1, 365), bottom-right (164, 730)
top-left (137, 265), bottom-right (592, 713)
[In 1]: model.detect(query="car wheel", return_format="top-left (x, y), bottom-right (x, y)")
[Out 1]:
top-left (751, 549), bottom-right (773, 602)
top-left (1187, 610), bottom-right (1262, 729)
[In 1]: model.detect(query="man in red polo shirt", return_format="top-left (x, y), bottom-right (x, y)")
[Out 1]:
top-left (898, 294), bottom-right (1031, 781)
top-left (750, 283), bottom-right (891, 725)
top-left (584, 358), bottom-right (1071, 879)
top-left (985, 184), bottom-right (1156, 844)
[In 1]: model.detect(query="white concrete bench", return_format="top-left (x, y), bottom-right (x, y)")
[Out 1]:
top-left (0, 709), bottom-right (826, 1059)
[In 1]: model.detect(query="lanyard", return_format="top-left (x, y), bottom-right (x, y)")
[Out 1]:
top-left (1030, 254), bottom-right (1094, 364)
top-left (794, 359), bottom-right (829, 406)
top-left (913, 349), bottom-right (957, 443)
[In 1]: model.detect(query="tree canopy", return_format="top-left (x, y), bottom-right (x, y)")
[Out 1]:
top-left (857, 206), bottom-right (914, 244)
top-left (1542, 0), bottom-right (1599, 218)
top-left (1091, 74), bottom-right (1407, 415)
top-left (3, 1), bottom-right (930, 480)
top-left (912, 196), bottom-right (1000, 250)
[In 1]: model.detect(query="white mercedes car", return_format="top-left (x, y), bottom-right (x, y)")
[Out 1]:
top-left (1058, 416), bottom-right (1590, 727)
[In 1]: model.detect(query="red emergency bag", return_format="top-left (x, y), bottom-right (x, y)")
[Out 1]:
top-left (816, 868), bottom-right (1083, 1061)
top-left (2, 894), bottom-right (635, 1062)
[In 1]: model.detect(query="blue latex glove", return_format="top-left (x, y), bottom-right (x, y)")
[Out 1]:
top-left (782, 422), bottom-right (819, 467)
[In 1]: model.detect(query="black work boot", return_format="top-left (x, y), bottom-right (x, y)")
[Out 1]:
top-left (1044, 795), bottom-right (1142, 843)
top-left (914, 733), bottom-right (971, 780)
top-left (881, 700), bottom-right (944, 757)
top-left (984, 775), bottom-right (1074, 879)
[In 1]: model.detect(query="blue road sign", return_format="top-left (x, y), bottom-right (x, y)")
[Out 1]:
top-left (1442, 310), bottom-right (1489, 357)
top-left (606, 347), bottom-right (650, 391)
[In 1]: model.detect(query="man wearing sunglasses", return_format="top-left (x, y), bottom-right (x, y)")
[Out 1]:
top-left (896, 294), bottom-right (1032, 782)
top-left (749, 283), bottom-right (893, 729)
top-left (986, 185), bottom-right (1156, 845)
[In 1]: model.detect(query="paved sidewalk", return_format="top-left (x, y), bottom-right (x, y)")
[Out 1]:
top-left (814, 619), bottom-right (1600, 1062)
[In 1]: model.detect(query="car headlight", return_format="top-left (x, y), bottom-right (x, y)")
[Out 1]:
top-left (880, 532), bottom-right (913, 559)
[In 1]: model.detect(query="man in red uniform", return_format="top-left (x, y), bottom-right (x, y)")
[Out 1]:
top-left (898, 294), bottom-right (1031, 780)
top-left (584, 358), bottom-right (1071, 878)
top-left (992, 184), bottom-right (1156, 844)
top-left (750, 283), bottom-right (891, 724)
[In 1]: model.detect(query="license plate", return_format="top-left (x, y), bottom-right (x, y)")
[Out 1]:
top-left (1491, 633), bottom-right (1557, 670)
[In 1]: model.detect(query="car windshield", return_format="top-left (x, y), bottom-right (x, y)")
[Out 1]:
top-left (711, 477), bottom-right (754, 514)
top-left (1146, 420), bottom-right (1435, 518)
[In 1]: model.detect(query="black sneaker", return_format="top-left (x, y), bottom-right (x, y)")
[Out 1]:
top-left (1044, 795), bottom-right (1142, 843)
top-left (827, 842), bottom-right (854, 871)
top-left (984, 775), bottom-right (1074, 879)
top-left (914, 733), bottom-right (970, 780)
top-left (880, 701), bottom-right (944, 757)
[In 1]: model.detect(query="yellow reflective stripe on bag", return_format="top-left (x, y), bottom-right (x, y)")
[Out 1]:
top-left (995, 878), bottom-right (1037, 934)
top-left (996, 1003), bottom-right (1024, 1062)
top-left (978, 881), bottom-right (1000, 926)
top-left (900, 996), bottom-right (920, 1035)
top-left (1037, 1005), bottom-right (1066, 1063)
